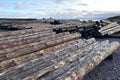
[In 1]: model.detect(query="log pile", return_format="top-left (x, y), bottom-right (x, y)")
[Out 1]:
top-left (52, 20), bottom-right (120, 38)
top-left (0, 18), bottom-right (55, 30)
top-left (0, 19), bottom-right (96, 31)
top-left (0, 28), bottom-right (54, 37)
top-left (0, 29), bottom-right (119, 80)
top-left (74, 21), bottom-right (120, 38)
top-left (0, 22), bottom-right (51, 30)
top-left (1, 19), bottom-right (120, 38)
top-left (99, 22), bottom-right (120, 36)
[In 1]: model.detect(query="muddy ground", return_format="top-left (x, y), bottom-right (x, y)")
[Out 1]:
top-left (83, 38), bottom-right (120, 80)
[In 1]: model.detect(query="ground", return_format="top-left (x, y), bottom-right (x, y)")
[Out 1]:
top-left (83, 38), bottom-right (120, 80)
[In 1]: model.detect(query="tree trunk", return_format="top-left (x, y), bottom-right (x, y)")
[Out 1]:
top-left (0, 33), bottom-right (81, 62)
top-left (0, 30), bottom-right (53, 41)
top-left (55, 42), bottom-right (119, 80)
top-left (0, 39), bottom-right (81, 73)
top-left (99, 22), bottom-right (118, 32)
top-left (0, 38), bottom-right (95, 80)
top-left (0, 29), bottom-right (52, 37)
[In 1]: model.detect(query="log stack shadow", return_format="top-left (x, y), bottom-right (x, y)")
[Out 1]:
top-left (0, 29), bottom-right (119, 80)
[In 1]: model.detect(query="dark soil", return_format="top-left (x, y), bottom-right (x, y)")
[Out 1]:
top-left (83, 38), bottom-right (120, 80)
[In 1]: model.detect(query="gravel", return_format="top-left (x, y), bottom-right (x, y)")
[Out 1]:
top-left (83, 38), bottom-right (120, 80)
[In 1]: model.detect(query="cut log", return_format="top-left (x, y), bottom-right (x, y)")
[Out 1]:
top-left (0, 28), bottom-right (52, 37)
top-left (105, 27), bottom-right (120, 35)
top-left (22, 42), bottom-right (98, 80)
top-left (100, 26), bottom-right (120, 34)
top-left (38, 40), bottom-right (108, 80)
top-left (0, 33), bottom-right (81, 62)
top-left (0, 39), bottom-right (81, 73)
top-left (0, 32), bottom-right (69, 53)
top-left (0, 32), bottom-right (69, 49)
top-left (99, 22), bottom-right (118, 32)
top-left (0, 38), bottom-right (96, 80)
top-left (0, 32), bottom-right (55, 49)
top-left (54, 41), bottom-right (119, 80)
top-left (0, 30), bottom-right (53, 41)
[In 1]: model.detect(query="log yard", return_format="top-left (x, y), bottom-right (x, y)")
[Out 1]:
top-left (0, 18), bottom-right (119, 80)
top-left (0, 0), bottom-right (120, 80)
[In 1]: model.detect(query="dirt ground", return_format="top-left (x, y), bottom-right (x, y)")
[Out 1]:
top-left (83, 38), bottom-right (120, 80)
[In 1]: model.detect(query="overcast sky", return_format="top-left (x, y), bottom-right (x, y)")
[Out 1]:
top-left (0, 0), bottom-right (120, 20)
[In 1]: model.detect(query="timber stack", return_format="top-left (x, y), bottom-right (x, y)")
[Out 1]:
top-left (0, 29), bottom-right (119, 80)
top-left (0, 18), bottom-right (37, 30)
top-left (80, 21), bottom-right (120, 38)
top-left (1, 18), bottom-right (120, 38)
top-left (52, 20), bottom-right (120, 38)
top-left (98, 21), bottom-right (120, 37)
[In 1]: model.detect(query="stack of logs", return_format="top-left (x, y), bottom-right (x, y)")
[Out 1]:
top-left (1, 19), bottom-right (120, 38)
top-left (0, 29), bottom-right (119, 80)
top-left (53, 21), bottom-right (120, 38)
top-left (99, 22), bottom-right (120, 37)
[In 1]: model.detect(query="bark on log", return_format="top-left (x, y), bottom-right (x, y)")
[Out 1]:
top-left (100, 26), bottom-right (119, 34)
top-left (0, 33), bottom-right (81, 62)
top-left (0, 38), bottom-right (96, 80)
top-left (38, 40), bottom-right (108, 80)
top-left (0, 32), bottom-right (69, 52)
top-left (0, 30), bottom-right (53, 41)
top-left (103, 27), bottom-right (120, 35)
top-left (0, 32), bottom-right (69, 49)
top-left (99, 22), bottom-right (118, 32)
top-left (22, 42), bottom-right (98, 80)
top-left (0, 32), bottom-right (55, 49)
top-left (0, 30), bottom-right (119, 80)
top-left (54, 41), bottom-right (119, 80)
top-left (0, 39), bottom-right (81, 73)
top-left (0, 28), bottom-right (52, 37)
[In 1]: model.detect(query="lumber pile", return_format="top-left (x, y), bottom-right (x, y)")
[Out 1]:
top-left (0, 29), bottom-right (119, 80)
